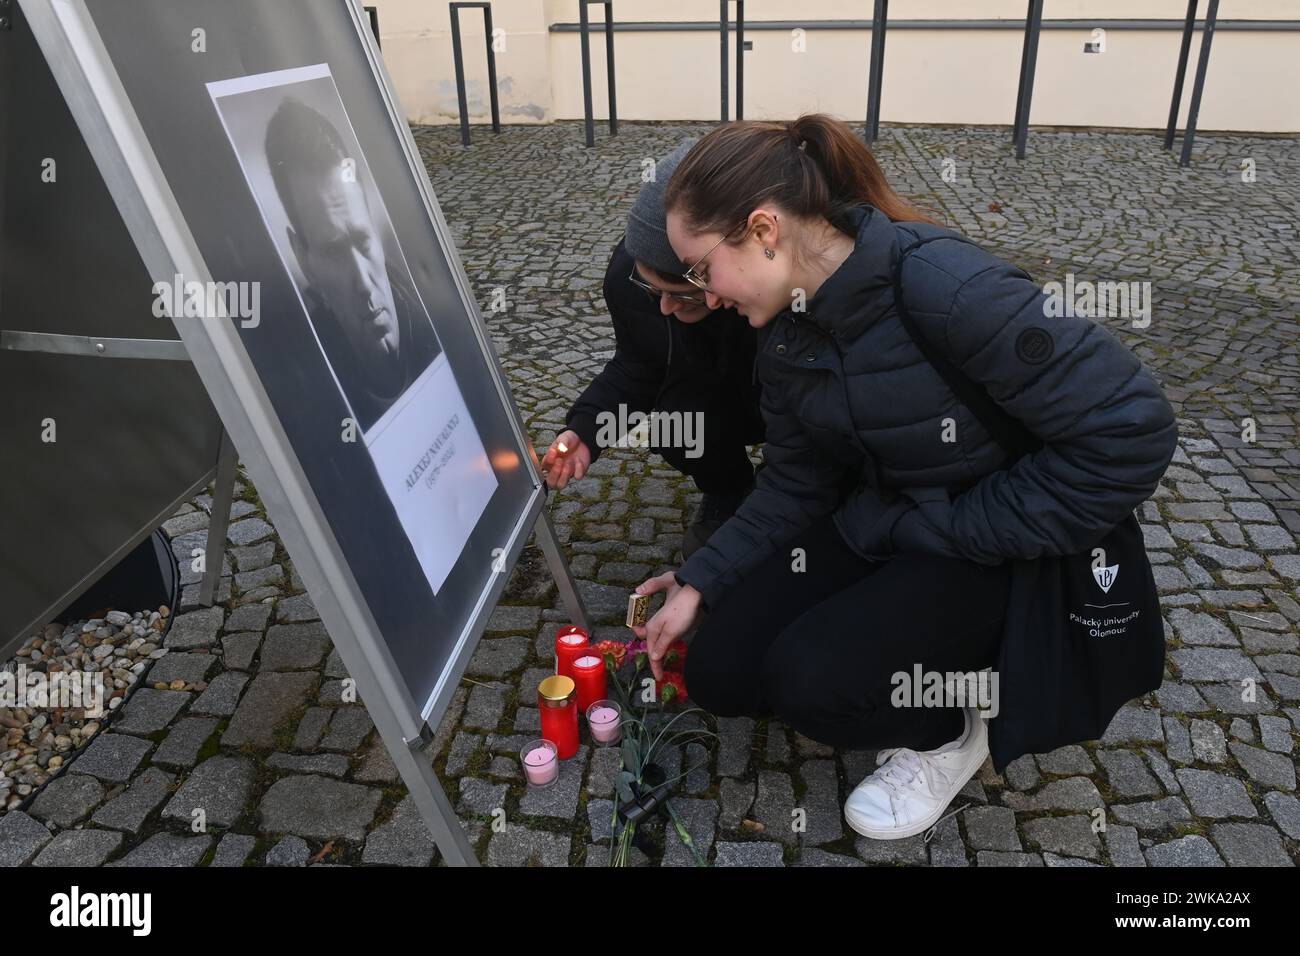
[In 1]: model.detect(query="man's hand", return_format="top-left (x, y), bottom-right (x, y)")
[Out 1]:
top-left (631, 572), bottom-right (702, 680)
top-left (540, 430), bottom-right (592, 489)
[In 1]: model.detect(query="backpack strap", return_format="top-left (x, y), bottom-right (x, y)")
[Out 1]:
top-left (891, 236), bottom-right (1043, 463)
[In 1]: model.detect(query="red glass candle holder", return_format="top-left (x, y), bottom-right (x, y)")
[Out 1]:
top-left (555, 626), bottom-right (590, 681)
top-left (571, 654), bottom-right (607, 715)
top-left (538, 675), bottom-right (579, 760)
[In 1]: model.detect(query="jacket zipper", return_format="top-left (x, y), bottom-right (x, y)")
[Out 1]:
top-left (803, 316), bottom-right (886, 493)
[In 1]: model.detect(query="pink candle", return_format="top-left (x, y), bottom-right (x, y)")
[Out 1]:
top-left (587, 703), bottom-right (621, 744)
top-left (522, 742), bottom-right (558, 786)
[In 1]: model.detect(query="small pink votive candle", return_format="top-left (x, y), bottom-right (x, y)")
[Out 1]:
top-left (586, 700), bottom-right (621, 745)
top-left (521, 739), bottom-right (559, 787)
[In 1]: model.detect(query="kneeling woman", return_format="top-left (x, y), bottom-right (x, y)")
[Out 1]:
top-left (632, 115), bottom-right (1177, 840)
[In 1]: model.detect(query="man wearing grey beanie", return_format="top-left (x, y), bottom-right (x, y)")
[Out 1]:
top-left (541, 139), bottom-right (764, 558)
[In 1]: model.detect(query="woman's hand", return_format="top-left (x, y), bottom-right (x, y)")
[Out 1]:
top-left (540, 430), bottom-right (592, 489)
top-left (631, 572), bottom-right (703, 680)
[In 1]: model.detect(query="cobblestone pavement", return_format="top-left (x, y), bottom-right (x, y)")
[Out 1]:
top-left (4, 123), bottom-right (1298, 867)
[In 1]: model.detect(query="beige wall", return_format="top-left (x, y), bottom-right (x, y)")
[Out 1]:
top-left (377, 0), bottom-right (552, 124)
top-left (369, 0), bottom-right (1300, 132)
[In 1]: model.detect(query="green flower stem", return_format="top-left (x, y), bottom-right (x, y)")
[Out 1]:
top-left (665, 798), bottom-right (707, 867)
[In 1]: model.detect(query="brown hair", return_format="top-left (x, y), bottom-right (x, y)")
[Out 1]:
top-left (664, 114), bottom-right (940, 245)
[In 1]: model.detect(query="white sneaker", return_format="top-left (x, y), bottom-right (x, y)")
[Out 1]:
top-left (844, 707), bottom-right (988, 840)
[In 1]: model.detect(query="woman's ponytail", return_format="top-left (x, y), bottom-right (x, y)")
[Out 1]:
top-left (788, 115), bottom-right (932, 227)
top-left (665, 113), bottom-right (939, 240)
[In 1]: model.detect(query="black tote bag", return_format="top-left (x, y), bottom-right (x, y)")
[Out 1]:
top-left (892, 240), bottom-right (1167, 773)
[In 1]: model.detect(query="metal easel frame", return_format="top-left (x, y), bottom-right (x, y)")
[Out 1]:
top-left (19, 0), bottom-right (587, 866)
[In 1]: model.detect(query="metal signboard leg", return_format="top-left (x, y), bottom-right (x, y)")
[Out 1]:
top-left (533, 505), bottom-right (590, 631)
top-left (396, 727), bottom-right (481, 865)
top-left (198, 428), bottom-right (237, 607)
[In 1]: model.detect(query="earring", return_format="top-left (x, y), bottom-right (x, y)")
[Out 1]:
top-left (764, 247), bottom-right (775, 260)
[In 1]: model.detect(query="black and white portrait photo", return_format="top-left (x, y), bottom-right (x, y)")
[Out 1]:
top-left (264, 94), bottom-right (441, 432)
top-left (209, 64), bottom-right (497, 594)
top-left (48, 0), bottom-right (542, 720)
top-left (211, 64), bottom-right (442, 434)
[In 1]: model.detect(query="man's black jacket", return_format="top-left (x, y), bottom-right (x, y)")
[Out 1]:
top-left (564, 238), bottom-right (759, 461)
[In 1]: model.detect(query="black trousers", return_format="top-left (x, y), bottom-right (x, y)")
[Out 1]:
top-left (652, 373), bottom-right (765, 495)
top-left (684, 514), bottom-right (1013, 753)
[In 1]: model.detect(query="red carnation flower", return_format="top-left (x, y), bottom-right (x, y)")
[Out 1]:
top-left (657, 670), bottom-right (688, 704)
top-left (591, 639), bottom-right (627, 670)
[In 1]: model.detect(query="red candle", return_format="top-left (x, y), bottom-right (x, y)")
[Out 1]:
top-left (554, 626), bottom-right (590, 680)
top-left (538, 675), bottom-right (579, 759)
top-left (557, 624), bottom-right (588, 640)
top-left (571, 654), bottom-right (607, 714)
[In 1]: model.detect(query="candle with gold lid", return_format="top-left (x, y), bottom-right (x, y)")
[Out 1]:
top-left (538, 674), bottom-right (579, 759)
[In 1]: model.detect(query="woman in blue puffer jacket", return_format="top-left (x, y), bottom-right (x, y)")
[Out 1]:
top-left (630, 113), bottom-right (1178, 841)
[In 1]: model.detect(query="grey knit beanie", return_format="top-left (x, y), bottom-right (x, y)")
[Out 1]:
top-left (624, 137), bottom-right (699, 277)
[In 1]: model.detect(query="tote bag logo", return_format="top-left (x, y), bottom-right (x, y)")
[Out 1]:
top-left (1092, 563), bottom-right (1120, 594)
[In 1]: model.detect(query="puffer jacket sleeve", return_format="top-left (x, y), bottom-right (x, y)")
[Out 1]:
top-left (674, 364), bottom-right (852, 611)
top-left (889, 241), bottom-right (1179, 564)
top-left (565, 241), bottom-right (669, 463)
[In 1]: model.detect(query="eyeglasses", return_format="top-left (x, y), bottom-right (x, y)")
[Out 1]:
top-left (681, 219), bottom-right (754, 291)
top-left (686, 210), bottom-right (785, 293)
top-left (627, 264), bottom-right (709, 306)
